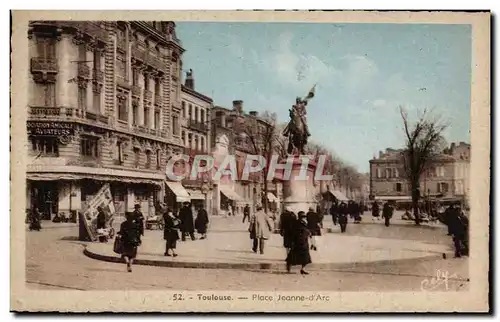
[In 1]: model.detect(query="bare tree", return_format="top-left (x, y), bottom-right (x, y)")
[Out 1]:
top-left (399, 106), bottom-right (448, 225)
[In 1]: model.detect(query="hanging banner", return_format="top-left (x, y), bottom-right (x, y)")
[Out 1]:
top-left (80, 183), bottom-right (116, 242)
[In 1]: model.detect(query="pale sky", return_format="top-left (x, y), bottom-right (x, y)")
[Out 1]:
top-left (176, 22), bottom-right (471, 172)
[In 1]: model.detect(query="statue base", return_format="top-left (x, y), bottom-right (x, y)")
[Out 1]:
top-left (281, 156), bottom-right (318, 215)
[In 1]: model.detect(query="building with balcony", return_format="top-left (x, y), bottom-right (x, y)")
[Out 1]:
top-left (210, 101), bottom-right (278, 215)
top-left (369, 142), bottom-right (471, 204)
top-left (176, 69), bottom-right (214, 213)
top-left (26, 20), bottom-right (185, 220)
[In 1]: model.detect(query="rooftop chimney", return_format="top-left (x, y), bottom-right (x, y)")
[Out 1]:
top-left (184, 69), bottom-right (194, 90)
top-left (232, 100), bottom-right (243, 114)
top-left (249, 111), bottom-right (258, 117)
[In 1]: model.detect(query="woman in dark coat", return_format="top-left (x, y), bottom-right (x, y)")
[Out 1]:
top-left (179, 202), bottom-right (195, 241)
top-left (194, 206), bottom-right (209, 239)
top-left (338, 202), bottom-right (349, 233)
top-left (306, 207), bottom-right (321, 251)
top-left (372, 201), bottom-right (380, 220)
top-left (117, 212), bottom-right (142, 272)
top-left (163, 208), bottom-right (180, 257)
top-left (279, 208), bottom-right (296, 252)
top-left (286, 212), bottom-right (312, 275)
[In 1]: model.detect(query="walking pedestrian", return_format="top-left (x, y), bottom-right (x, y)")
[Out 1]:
top-left (242, 204), bottom-right (251, 223)
top-left (306, 207), bottom-right (321, 251)
top-left (286, 211), bottom-right (312, 275)
top-left (163, 208), bottom-right (180, 257)
top-left (96, 206), bottom-right (108, 243)
top-left (372, 201), bottom-right (380, 221)
top-left (179, 201), bottom-right (196, 241)
top-left (117, 212), bottom-right (142, 272)
top-left (338, 202), bottom-right (348, 233)
top-left (329, 201), bottom-right (338, 226)
top-left (447, 204), bottom-right (469, 258)
top-left (382, 202), bottom-right (393, 227)
top-left (248, 204), bottom-right (273, 254)
top-left (195, 205), bottom-right (209, 239)
top-left (279, 207), bottom-right (297, 253)
top-left (133, 204), bottom-right (145, 237)
top-left (443, 204), bottom-right (454, 236)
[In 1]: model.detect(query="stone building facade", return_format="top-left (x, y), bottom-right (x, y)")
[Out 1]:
top-left (178, 69), bottom-right (214, 214)
top-left (26, 21), bottom-right (185, 219)
top-left (210, 101), bottom-right (277, 215)
top-left (369, 142), bottom-right (471, 203)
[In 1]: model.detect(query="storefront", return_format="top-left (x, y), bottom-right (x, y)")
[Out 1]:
top-left (165, 181), bottom-right (191, 213)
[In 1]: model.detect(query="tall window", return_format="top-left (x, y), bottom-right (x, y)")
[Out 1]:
top-left (80, 136), bottom-right (99, 158)
top-left (132, 68), bottom-right (139, 86)
top-left (78, 43), bottom-right (86, 61)
top-left (200, 109), bottom-right (205, 123)
top-left (195, 106), bottom-right (199, 122)
top-left (200, 137), bottom-right (205, 152)
top-left (154, 110), bottom-right (160, 129)
top-left (33, 83), bottom-right (56, 107)
top-left (194, 136), bottom-right (199, 150)
top-left (182, 101), bottom-right (186, 118)
top-left (92, 90), bottom-right (100, 112)
top-left (133, 147), bottom-right (140, 167)
top-left (181, 130), bottom-right (186, 146)
top-left (172, 115), bottom-right (179, 135)
top-left (78, 85), bottom-right (87, 110)
top-left (155, 78), bottom-right (161, 95)
top-left (145, 150), bottom-right (152, 168)
top-left (188, 104), bottom-right (193, 119)
top-left (117, 95), bottom-right (127, 122)
top-left (36, 37), bottom-right (56, 58)
top-left (396, 182), bottom-right (402, 192)
top-left (30, 137), bottom-right (59, 156)
top-left (93, 50), bottom-right (101, 71)
top-left (188, 133), bottom-right (192, 148)
top-left (156, 149), bottom-right (161, 169)
top-left (144, 106), bottom-right (150, 127)
top-left (116, 53), bottom-right (126, 78)
top-left (115, 140), bottom-right (123, 164)
top-left (144, 75), bottom-right (150, 91)
top-left (132, 103), bottom-right (138, 125)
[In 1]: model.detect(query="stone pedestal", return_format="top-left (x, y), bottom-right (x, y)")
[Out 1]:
top-left (281, 157), bottom-right (318, 215)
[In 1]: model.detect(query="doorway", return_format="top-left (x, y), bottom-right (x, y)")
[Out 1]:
top-left (31, 181), bottom-right (59, 220)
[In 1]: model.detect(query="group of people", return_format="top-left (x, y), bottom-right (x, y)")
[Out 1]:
top-left (114, 202), bottom-right (210, 272)
top-left (161, 201), bottom-right (210, 257)
top-left (442, 203), bottom-right (469, 258)
top-left (329, 200), bottom-right (365, 232)
top-left (278, 207), bottom-right (322, 275)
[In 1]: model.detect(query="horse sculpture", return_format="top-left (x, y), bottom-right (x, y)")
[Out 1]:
top-left (285, 107), bottom-right (308, 155)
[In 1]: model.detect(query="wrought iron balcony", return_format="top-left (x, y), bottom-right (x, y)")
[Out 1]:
top-left (77, 64), bottom-right (90, 79)
top-left (154, 94), bottom-right (162, 106)
top-left (29, 106), bottom-right (60, 116)
top-left (188, 119), bottom-right (209, 133)
top-left (30, 57), bottom-right (58, 83)
top-left (144, 90), bottom-right (153, 102)
top-left (131, 85), bottom-right (142, 97)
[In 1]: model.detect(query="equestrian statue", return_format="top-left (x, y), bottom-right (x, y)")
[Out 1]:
top-left (282, 85), bottom-right (316, 155)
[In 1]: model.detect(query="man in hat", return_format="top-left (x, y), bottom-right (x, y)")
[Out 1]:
top-left (133, 204), bottom-right (145, 236)
top-left (279, 206), bottom-right (297, 253)
top-left (179, 201), bottom-right (196, 241)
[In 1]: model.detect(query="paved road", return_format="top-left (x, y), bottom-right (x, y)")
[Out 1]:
top-left (25, 219), bottom-right (469, 292)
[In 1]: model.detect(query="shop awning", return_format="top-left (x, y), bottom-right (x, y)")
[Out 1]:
top-left (374, 196), bottom-right (411, 201)
top-left (219, 185), bottom-right (244, 202)
top-left (26, 173), bottom-right (163, 186)
top-left (165, 181), bottom-right (191, 202)
top-left (187, 189), bottom-right (205, 200)
top-left (326, 190), bottom-right (349, 201)
top-left (267, 192), bottom-right (278, 202)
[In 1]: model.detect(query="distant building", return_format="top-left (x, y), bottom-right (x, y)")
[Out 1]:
top-left (210, 101), bottom-right (276, 215)
top-left (178, 69), bottom-right (213, 214)
top-left (369, 142), bottom-right (470, 203)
